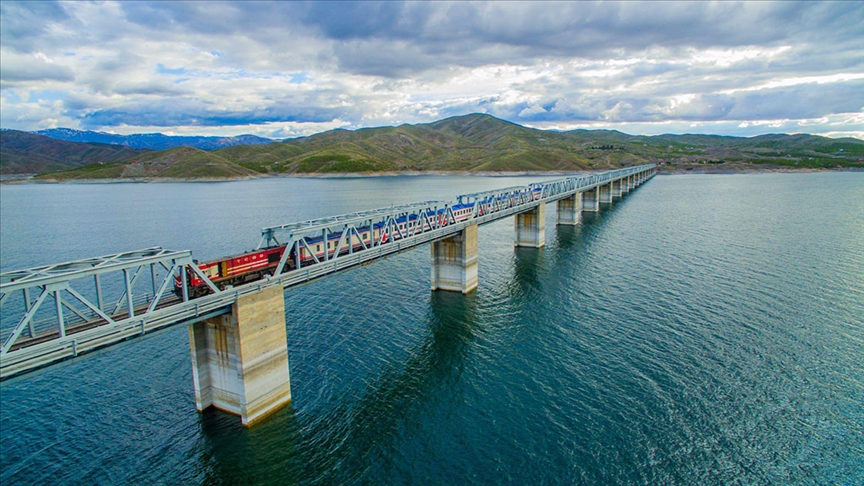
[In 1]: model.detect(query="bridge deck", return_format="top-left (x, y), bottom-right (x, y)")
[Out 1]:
top-left (8, 295), bottom-right (183, 352)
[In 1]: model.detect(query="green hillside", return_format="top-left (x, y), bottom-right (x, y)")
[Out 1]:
top-left (211, 114), bottom-right (863, 174)
top-left (20, 114), bottom-right (864, 180)
top-left (35, 147), bottom-right (258, 180)
top-left (218, 114), bottom-right (626, 173)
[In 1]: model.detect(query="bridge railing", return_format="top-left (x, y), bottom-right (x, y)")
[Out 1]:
top-left (257, 200), bottom-right (458, 275)
top-left (0, 248), bottom-right (194, 356)
top-left (257, 164), bottom-right (655, 277)
top-left (456, 164), bottom-right (649, 219)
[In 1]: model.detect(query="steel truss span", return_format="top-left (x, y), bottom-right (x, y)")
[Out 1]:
top-left (0, 165), bottom-right (655, 379)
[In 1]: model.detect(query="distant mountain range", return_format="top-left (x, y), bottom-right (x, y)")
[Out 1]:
top-left (2, 115), bottom-right (862, 180)
top-left (34, 128), bottom-right (274, 151)
top-left (209, 114), bottom-right (864, 174)
top-left (0, 130), bottom-right (150, 175)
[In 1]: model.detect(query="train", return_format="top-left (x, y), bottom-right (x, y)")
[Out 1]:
top-left (175, 186), bottom-right (544, 297)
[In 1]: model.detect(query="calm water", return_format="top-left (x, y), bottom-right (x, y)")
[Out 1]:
top-left (1, 173), bottom-right (862, 485)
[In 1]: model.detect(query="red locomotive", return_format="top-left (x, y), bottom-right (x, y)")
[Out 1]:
top-left (177, 246), bottom-right (286, 297)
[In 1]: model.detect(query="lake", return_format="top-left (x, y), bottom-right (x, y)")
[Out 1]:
top-left (1, 172), bottom-right (862, 484)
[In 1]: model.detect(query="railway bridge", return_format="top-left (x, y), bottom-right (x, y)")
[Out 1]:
top-left (0, 164), bottom-right (656, 426)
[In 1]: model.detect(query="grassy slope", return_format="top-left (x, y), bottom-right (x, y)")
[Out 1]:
top-left (652, 133), bottom-right (864, 169)
top-left (213, 114), bottom-right (864, 174)
top-left (26, 114), bottom-right (864, 179)
top-left (214, 114), bottom-right (611, 173)
top-left (37, 147), bottom-right (258, 180)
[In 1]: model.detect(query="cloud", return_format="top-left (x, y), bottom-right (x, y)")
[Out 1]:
top-left (0, 1), bottom-right (861, 139)
top-left (294, 2), bottom-right (863, 77)
top-left (0, 50), bottom-right (75, 83)
top-left (0, 1), bottom-right (71, 52)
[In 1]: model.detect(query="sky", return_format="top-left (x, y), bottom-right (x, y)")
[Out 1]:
top-left (1, 1), bottom-right (862, 140)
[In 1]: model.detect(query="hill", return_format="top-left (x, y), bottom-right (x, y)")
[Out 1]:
top-left (217, 114), bottom-right (633, 174)
top-left (34, 147), bottom-right (259, 180)
top-left (35, 128), bottom-right (274, 151)
top-left (13, 114), bottom-right (864, 180)
top-left (214, 114), bottom-right (864, 174)
top-left (0, 130), bottom-right (150, 175)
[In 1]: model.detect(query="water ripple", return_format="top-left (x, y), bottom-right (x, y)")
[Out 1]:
top-left (1, 173), bottom-right (862, 484)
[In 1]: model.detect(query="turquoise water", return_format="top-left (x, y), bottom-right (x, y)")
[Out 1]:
top-left (1, 173), bottom-right (862, 484)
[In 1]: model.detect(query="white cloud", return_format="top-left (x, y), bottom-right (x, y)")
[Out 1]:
top-left (688, 46), bottom-right (793, 67)
top-left (0, 49), bottom-right (75, 83)
top-left (720, 73), bottom-right (864, 94)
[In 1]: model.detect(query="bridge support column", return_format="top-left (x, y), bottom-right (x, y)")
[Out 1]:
top-left (189, 285), bottom-right (291, 427)
top-left (515, 203), bottom-right (545, 248)
top-left (556, 193), bottom-right (581, 225)
top-left (431, 224), bottom-right (478, 294)
top-left (583, 187), bottom-right (600, 212)
top-left (600, 183), bottom-right (613, 204)
top-left (612, 179), bottom-right (623, 198)
top-left (628, 175), bottom-right (636, 190)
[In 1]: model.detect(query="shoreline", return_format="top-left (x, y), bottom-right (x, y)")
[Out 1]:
top-left (2, 166), bottom-right (861, 184)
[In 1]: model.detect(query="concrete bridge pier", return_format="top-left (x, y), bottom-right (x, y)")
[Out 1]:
top-left (556, 193), bottom-right (582, 226)
top-left (600, 183), bottom-right (613, 204)
top-left (583, 187), bottom-right (600, 212)
top-left (612, 179), bottom-right (623, 198)
top-left (515, 204), bottom-right (546, 248)
top-left (431, 224), bottom-right (479, 294)
top-left (628, 175), bottom-right (636, 190)
top-left (189, 285), bottom-right (292, 427)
